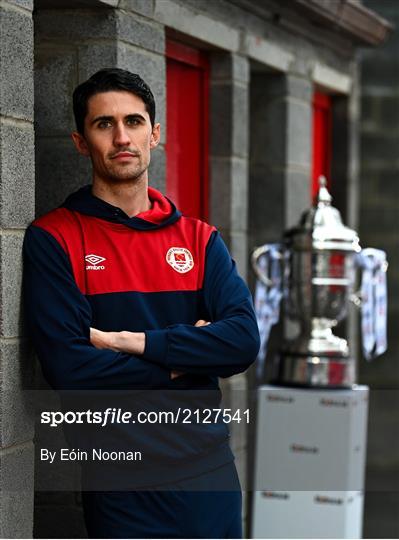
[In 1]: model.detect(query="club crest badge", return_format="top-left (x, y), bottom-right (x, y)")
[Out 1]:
top-left (166, 247), bottom-right (194, 274)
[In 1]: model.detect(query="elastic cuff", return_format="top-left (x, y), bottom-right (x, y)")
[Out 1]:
top-left (143, 329), bottom-right (168, 366)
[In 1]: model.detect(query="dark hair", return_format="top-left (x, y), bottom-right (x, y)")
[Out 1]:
top-left (72, 68), bottom-right (156, 134)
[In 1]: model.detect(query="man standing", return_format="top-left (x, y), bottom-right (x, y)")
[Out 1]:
top-left (24, 68), bottom-right (260, 538)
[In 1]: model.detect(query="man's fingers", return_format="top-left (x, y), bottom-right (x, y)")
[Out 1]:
top-left (194, 319), bottom-right (211, 327)
top-left (90, 327), bottom-right (99, 340)
top-left (90, 327), bottom-right (112, 350)
top-left (171, 370), bottom-right (185, 379)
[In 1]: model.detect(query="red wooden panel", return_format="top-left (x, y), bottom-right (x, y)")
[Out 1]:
top-left (166, 40), bottom-right (209, 221)
top-left (166, 40), bottom-right (208, 69)
top-left (312, 92), bottom-right (332, 200)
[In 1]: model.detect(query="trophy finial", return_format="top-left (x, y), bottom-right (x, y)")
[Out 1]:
top-left (317, 175), bottom-right (332, 206)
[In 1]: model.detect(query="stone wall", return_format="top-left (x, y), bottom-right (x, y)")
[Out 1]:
top-left (0, 0), bottom-right (35, 537)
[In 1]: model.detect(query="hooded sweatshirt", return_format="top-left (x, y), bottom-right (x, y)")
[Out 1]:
top-left (23, 185), bottom-right (260, 488)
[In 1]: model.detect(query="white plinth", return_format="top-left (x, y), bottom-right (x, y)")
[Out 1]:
top-left (251, 385), bottom-right (369, 539)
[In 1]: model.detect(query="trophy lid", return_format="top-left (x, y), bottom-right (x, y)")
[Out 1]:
top-left (286, 176), bottom-right (361, 252)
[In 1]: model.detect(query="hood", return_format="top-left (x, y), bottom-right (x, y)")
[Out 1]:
top-left (62, 185), bottom-right (181, 231)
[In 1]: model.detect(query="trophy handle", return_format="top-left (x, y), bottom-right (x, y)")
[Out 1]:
top-left (350, 248), bottom-right (389, 308)
top-left (251, 244), bottom-right (285, 287)
top-left (349, 291), bottom-right (363, 308)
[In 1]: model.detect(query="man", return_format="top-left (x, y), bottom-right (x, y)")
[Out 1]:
top-left (23, 68), bottom-right (260, 538)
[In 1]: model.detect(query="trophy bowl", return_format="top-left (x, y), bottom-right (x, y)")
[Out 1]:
top-left (252, 177), bottom-right (361, 387)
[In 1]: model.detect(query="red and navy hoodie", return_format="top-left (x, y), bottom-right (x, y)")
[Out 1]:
top-left (23, 185), bottom-right (260, 488)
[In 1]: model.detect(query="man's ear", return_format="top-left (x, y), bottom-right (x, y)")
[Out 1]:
top-left (150, 123), bottom-right (161, 149)
top-left (71, 131), bottom-right (90, 157)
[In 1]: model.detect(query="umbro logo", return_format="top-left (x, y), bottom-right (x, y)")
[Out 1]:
top-left (85, 254), bottom-right (106, 270)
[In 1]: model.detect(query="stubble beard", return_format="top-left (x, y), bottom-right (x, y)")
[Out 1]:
top-left (101, 156), bottom-right (149, 185)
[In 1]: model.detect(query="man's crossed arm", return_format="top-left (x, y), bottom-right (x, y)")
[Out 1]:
top-left (90, 320), bottom-right (211, 380)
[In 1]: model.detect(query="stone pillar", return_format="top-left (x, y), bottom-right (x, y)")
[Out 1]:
top-left (249, 73), bottom-right (312, 248)
top-left (209, 52), bottom-right (251, 528)
top-left (210, 53), bottom-right (250, 279)
top-left (0, 0), bottom-right (35, 537)
top-left (34, 1), bottom-right (166, 217)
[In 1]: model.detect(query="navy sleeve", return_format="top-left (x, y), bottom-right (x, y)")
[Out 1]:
top-left (143, 231), bottom-right (260, 377)
top-left (23, 225), bottom-right (171, 390)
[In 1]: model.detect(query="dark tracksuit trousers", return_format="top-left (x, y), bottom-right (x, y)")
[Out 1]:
top-left (82, 461), bottom-right (242, 539)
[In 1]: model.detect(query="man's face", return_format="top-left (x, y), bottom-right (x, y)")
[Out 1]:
top-left (72, 90), bottom-right (160, 184)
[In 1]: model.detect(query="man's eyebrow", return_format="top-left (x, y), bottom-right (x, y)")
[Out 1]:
top-left (91, 115), bottom-right (113, 125)
top-left (125, 113), bottom-right (146, 121)
top-left (91, 113), bottom-right (146, 125)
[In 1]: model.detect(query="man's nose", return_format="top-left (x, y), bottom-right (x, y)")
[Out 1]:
top-left (113, 122), bottom-right (131, 146)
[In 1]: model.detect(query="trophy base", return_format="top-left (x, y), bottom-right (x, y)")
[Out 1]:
top-left (274, 352), bottom-right (356, 388)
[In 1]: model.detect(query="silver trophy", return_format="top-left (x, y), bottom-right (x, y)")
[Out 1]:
top-left (252, 177), bottom-right (387, 387)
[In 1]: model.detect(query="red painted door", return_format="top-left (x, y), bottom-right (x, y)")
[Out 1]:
top-left (312, 92), bottom-right (332, 199)
top-left (166, 40), bottom-right (209, 221)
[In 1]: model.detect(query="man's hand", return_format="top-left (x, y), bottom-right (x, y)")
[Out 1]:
top-left (90, 328), bottom-right (118, 351)
top-left (90, 328), bottom-right (145, 355)
top-left (194, 320), bottom-right (211, 328)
